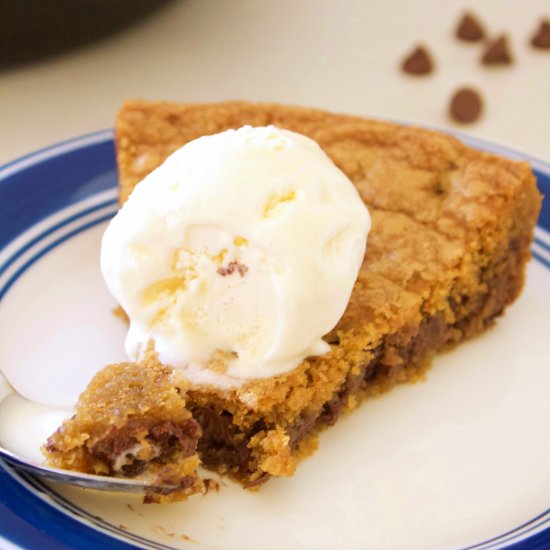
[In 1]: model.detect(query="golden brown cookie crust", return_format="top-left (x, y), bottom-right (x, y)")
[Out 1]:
top-left (43, 354), bottom-right (203, 503)
top-left (112, 100), bottom-right (541, 486)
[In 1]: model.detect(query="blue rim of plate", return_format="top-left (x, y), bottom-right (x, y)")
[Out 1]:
top-left (0, 129), bottom-right (548, 550)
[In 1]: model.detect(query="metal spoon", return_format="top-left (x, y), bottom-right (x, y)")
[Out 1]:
top-left (0, 377), bottom-right (178, 493)
top-left (0, 444), bottom-right (166, 493)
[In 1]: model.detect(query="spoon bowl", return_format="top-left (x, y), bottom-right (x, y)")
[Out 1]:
top-left (0, 383), bottom-right (171, 494)
top-left (0, 444), bottom-right (163, 493)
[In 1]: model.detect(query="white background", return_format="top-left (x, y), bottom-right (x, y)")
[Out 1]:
top-left (1, 0), bottom-right (549, 163)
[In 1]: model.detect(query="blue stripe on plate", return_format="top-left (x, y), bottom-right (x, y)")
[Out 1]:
top-left (533, 170), bottom-right (550, 233)
top-left (0, 133), bottom-right (116, 251)
top-left (532, 250), bottom-right (550, 270)
top-left (534, 237), bottom-right (550, 254)
top-left (0, 212), bottom-right (115, 301)
top-left (0, 467), bottom-right (137, 550)
top-left (467, 509), bottom-right (550, 550)
top-left (0, 199), bottom-right (117, 280)
top-left (0, 130), bottom-right (113, 178)
top-left (19, 472), bottom-right (168, 550)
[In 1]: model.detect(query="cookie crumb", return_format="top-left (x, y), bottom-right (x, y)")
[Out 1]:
top-left (203, 478), bottom-right (220, 495)
top-left (112, 305), bottom-right (129, 323)
top-left (449, 87), bottom-right (483, 123)
top-left (531, 19), bottom-right (550, 49)
top-left (126, 503), bottom-right (144, 517)
top-left (481, 35), bottom-right (513, 65)
top-left (152, 525), bottom-right (176, 538)
top-left (217, 260), bottom-right (248, 277)
top-left (456, 12), bottom-right (485, 42)
top-left (401, 45), bottom-right (434, 75)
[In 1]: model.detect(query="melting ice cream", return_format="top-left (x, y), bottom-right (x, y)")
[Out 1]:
top-left (101, 126), bottom-right (370, 386)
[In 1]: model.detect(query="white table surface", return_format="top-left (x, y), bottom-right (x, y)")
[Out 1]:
top-left (1, 0), bottom-right (549, 165)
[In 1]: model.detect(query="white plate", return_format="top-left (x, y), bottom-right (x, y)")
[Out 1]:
top-left (0, 130), bottom-right (549, 550)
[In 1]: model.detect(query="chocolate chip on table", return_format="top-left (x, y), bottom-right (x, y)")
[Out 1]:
top-left (531, 19), bottom-right (550, 49)
top-left (449, 87), bottom-right (483, 124)
top-left (481, 35), bottom-right (513, 65)
top-left (455, 12), bottom-right (485, 42)
top-left (401, 45), bottom-right (434, 75)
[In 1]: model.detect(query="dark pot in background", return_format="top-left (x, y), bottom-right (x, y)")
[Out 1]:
top-left (1, 0), bottom-right (175, 70)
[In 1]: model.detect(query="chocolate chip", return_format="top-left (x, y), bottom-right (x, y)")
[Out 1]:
top-left (531, 19), bottom-right (550, 49)
top-left (481, 35), bottom-right (513, 65)
top-left (217, 260), bottom-right (248, 277)
top-left (401, 45), bottom-right (434, 75)
top-left (449, 87), bottom-right (483, 123)
top-left (456, 12), bottom-right (485, 42)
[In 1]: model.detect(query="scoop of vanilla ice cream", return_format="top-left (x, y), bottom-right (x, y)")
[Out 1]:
top-left (101, 125), bottom-right (370, 387)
